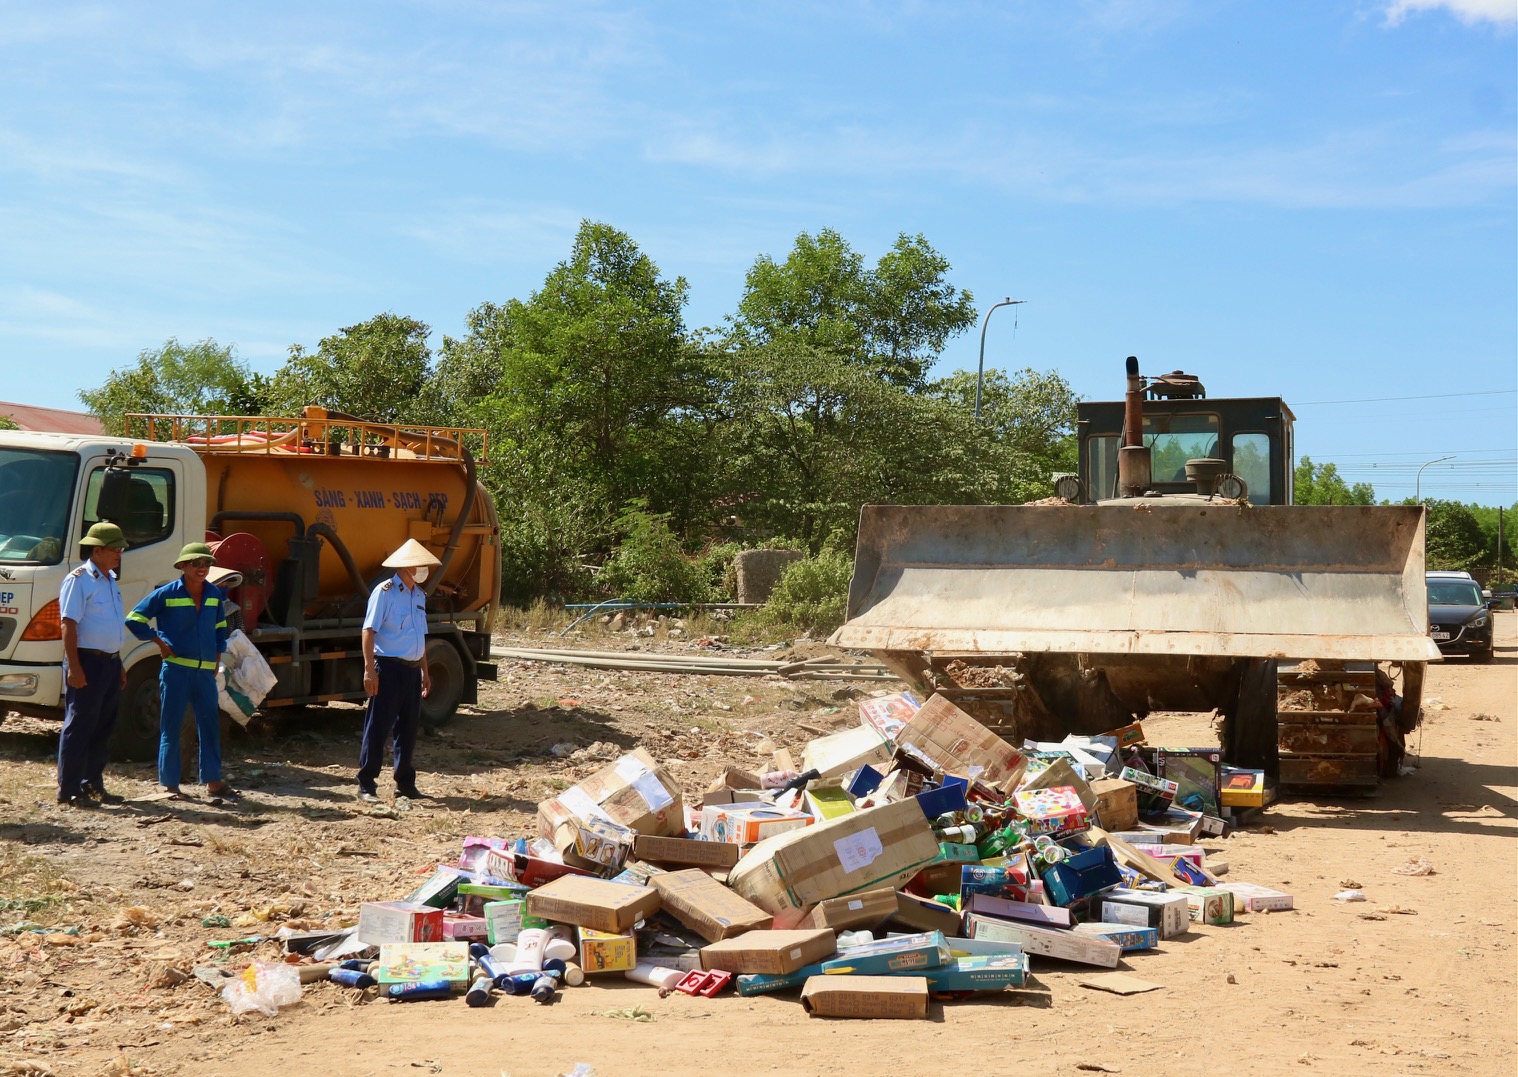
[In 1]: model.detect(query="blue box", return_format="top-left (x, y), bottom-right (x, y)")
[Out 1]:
top-left (914, 781), bottom-right (969, 819)
top-left (1072, 921), bottom-right (1159, 952)
top-left (912, 953), bottom-right (1027, 991)
top-left (1041, 845), bottom-right (1123, 907)
top-left (848, 765), bottom-right (884, 797)
top-left (821, 931), bottom-right (950, 975)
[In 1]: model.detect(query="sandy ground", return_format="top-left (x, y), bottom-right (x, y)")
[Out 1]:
top-left (1, 616), bottom-right (1514, 1077)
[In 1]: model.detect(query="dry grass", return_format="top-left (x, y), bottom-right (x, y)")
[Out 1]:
top-left (0, 846), bottom-right (81, 928)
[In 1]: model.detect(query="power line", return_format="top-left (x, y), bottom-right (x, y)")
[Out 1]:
top-left (1293, 389), bottom-right (1517, 405)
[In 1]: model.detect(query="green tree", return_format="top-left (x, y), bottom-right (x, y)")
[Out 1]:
top-left (267, 313), bottom-right (432, 422)
top-left (927, 368), bottom-right (1079, 503)
top-left (78, 338), bottom-right (267, 436)
top-left (416, 301), bottom-right (512, 427)
top-left (1471, 503), bottom-right (1518, 581)
top-left (484, 220), bottom-right (713, 524)
top-left (730, 229), bottom-right (976, 391)
top-left (1422, 499), bottom-right (1487, 571)
top-left (1294, 457), bottom-right (1375, 505)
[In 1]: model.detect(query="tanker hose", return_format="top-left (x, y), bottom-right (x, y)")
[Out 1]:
top-left (304, 522), bottom-right (372, 602)
top-left (425, 444), bottom-right (476, 600)
top-left (208, 510), bottom-right (305, 544)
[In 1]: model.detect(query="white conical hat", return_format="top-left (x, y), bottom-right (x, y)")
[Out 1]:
top-left (383, 538), bottom-right (442, 569)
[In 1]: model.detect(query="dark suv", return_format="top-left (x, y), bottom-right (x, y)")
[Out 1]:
top-left (1426, 573), bottom-right (1496, 663)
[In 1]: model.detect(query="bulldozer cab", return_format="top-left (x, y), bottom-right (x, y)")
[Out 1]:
top-left (1076, 379), bottom-right (1296, 505)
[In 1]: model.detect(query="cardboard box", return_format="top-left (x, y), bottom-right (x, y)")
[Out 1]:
top-left (524, 875), bottom-right (661, 934)
top-left (483, 899), bottom-right (525, 945)
top-left (964, 916), bottom-right (1122, 968)
top-left (1095, 888), bottom-right (1191, 939)
top-left (1019, 757), bottom-right (1096, 814)
top-left (1217, 881), bottom-right (1294, 913)
top-left (483, 846), bottom-right (596, 889)
top-left (917, 953), bottom-right (1028, 991)
top-left (537, 749), bottom-right (684, 845)
top-left (895, 694), bottom-right (1026, 788)
top-left (728, 799), bottom-right (940, 918)
top-left (1121, 766), bottom-right (1179, 812)
top-left (800, 975), bottom-right (929, 1019)
top-left (375, 941), bottom-right (469, 985)
top-left (1014, 785), bottom-right (1091, 837)
top-left (965, 893), bottom-right (1073, 928)
top-left (631, 833), bottom-right (742, 870)
top-left (578, 927), bottom-right (637, 973)
top-left (700, 803), bottom-right (814, 845)
top-left (404, 866), bottom-right (464, 909)
top-left (1220, 766), bottom-right (1267, 808)
top-left (1090, 777), bottom-right (1139, 832)
top-left (804, 887), bottom-right (898, 932)
top-left (1104, 720), bottom-right (1146, 749)
top-left (441, 913), bottom-right (489, 942)
top-left (822, 931), bottom-right (950, 975)
top-left (357, 901), bottom-right (443, 945)
top-left (1072, 921), bottom-right (1159, 952)
top-left (801, 724), bottom-right (892, 779)
top-left (890, 891), bottom-right (964, 937)
top-left (700, 928), bottom-right (837, 975)
top-left (650, 869), bottom-right (772, 942)
top-left (1041, 844), bottom-right (1124, 907)
top-left (857, 691), bottom-right (921, 742)
top-left (1174, 884), bottom-right (1235, 925)
top-left (567, 816), bottom-right (637, 870)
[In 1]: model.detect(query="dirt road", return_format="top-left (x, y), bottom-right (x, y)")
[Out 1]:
top-left (2, 618), bottom-right (1514, 1077)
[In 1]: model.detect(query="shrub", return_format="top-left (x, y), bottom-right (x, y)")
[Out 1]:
top-left (599, 503), bottom-right (713, 604)
top-left (760, 547), bottom-right (853, 637)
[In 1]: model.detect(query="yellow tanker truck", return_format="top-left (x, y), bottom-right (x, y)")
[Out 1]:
top-left (0, 408), bottom-right (500, 758)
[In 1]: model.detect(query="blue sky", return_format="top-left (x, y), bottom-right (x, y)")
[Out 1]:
top-left (2, 0), bottom-right (1514, 504)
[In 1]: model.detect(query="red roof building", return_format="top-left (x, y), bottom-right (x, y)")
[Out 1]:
top-left (0, 401), bottom-right (105, 435)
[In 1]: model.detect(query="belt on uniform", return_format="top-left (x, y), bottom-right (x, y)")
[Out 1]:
top-left (165, 655), bottom-right (218, 670)
top-left (79, 648), bottom-right (121, 659)
top-left (377, 656), bottom-right (424, 669)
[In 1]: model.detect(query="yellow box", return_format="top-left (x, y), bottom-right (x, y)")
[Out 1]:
top-left (578, 927), bottom-right (637, 974)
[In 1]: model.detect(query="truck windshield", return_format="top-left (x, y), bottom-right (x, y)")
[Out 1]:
top-left (0, 448), bottom-right (78, 564)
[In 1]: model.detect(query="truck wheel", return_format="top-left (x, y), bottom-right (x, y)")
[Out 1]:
top-left (421, 638), bottom-right (465, 732)
top-left (110, 659), bottom-right (162, 763)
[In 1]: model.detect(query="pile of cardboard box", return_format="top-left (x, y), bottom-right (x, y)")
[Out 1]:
top-left (294, 695), bottom-right (1290, 1018)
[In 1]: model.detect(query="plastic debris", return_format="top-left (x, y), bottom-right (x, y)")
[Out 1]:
top-left (221, 960), bottom-right (302, 1016)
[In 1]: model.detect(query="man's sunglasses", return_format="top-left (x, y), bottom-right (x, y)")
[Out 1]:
top-left (183, 559), bottom-right (214, 569)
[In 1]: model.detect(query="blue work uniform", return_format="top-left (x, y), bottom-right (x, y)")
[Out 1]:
top-left (57, 560), bottom-right (125, 798)
top-left (126, 579), bottom-right (229, 788)
top-left (357, 574), bottom-right (428, 794)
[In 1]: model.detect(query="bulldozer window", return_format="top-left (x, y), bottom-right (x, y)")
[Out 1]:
top-left (1142, 414), bottom-right (1220, 483)
top-left (1231, 433), bottom-right (1271, 504)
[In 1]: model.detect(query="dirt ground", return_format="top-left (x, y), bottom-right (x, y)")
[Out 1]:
top-left (1, 616), bottom-right (1514, 1077)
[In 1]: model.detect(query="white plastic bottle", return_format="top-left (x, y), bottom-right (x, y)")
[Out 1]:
top-left (509, 927), bottom-right (547, 975)
top-left (624, 963), bottom-right (683, 990)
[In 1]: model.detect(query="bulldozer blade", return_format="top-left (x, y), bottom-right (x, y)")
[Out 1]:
top-left (830, 503), bottom-right (1439, 663)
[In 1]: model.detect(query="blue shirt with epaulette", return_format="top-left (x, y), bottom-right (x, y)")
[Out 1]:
top-left (59, 560), bottom-right (125, 653)
top-left (363, 574), bottom-right (427, 660)
top-left (126, 579), bottom-right (229, 670)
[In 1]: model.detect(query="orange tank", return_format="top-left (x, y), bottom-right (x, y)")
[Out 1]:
top-left (146, 410), bottom-right (499, 624)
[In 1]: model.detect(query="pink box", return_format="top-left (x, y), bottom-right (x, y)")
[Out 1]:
top-left (964, 892), bottom-right (1074, 928)
top-left (442, 913), bottom-right (489, 942)
top-left (1012, 785), bottom-right (1091, 837)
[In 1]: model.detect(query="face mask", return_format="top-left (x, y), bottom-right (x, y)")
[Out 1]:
top-left (411, 567), bottom-right (429, 583)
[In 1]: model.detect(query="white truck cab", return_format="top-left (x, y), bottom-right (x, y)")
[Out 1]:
top-left (0, 430), bottom-right (204, 720)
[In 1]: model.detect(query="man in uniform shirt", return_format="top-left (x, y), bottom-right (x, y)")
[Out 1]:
top-left (57, 521), bottom-right (129, 807)
top-left (127, 542), bottom-right (234, 799)
top-left (356, 539), bottom-right (441, 803)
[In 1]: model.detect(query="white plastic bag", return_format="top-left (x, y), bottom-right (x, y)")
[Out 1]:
top-left (221, 960), bottom-right (302, 1016)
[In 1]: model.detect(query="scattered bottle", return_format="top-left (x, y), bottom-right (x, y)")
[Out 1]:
top-left (386, 979), bottom-right (453, 1002)
top-left (464, 976), bottom-right (494, 1008)
top-left (328, 967), bottom-right (376, 989)
top-left (624, 963), bottom-right (683, 990)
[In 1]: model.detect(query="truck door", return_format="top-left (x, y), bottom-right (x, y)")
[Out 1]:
top-left (79, 460), bottom-right (181, 614)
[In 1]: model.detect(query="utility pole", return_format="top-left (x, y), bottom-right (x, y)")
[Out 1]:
top-left (974, 297), bottom-right (1025, 420)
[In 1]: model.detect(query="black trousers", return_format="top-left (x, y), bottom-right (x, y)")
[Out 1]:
top-left (356, 658), bottom-right (420, 793)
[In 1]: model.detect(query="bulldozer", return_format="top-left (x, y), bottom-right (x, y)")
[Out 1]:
top-left (830, 358), bottom-right (1439, 792)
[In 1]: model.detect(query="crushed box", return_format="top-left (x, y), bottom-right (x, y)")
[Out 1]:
top-left (651, 869), bottom-right (772, 942)
top-left (963, 916), bottom-right (1122, 968)
top-left (700, 928), bottom-right (837, 975)
top-left (537, 749), bottom-right (684, 846)
top-left (1090, 777), bottom-right (1139, 831)
top-left (801, 724), bottom-right (893, 779)
top-left (800, 975), bottom-right (929, 1019)
top-left (728, 799), bottom-right (940, 918)
top-left (895, 694), bottom-right (1026, 788)
top-left (857, 691), bottom-right (921, 742)
top-left (524, 875), bottom-right (661, 934)
top-left (965, 893), bottom-right (1074, 928)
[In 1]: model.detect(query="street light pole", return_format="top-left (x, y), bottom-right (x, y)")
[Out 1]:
top-left (1414, 455), bottom-right (1454, 503)
top-left (975, 297), bottom-right (1025, 420)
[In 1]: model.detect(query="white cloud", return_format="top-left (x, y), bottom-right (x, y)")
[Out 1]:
top-left (1383, 0), bottom-right (1518, 27)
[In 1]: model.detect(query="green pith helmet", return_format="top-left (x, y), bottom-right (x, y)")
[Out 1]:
top-left (79, 521), bottom-right (128, 550)
top-left (174, 542), bottom-right (216, 567)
